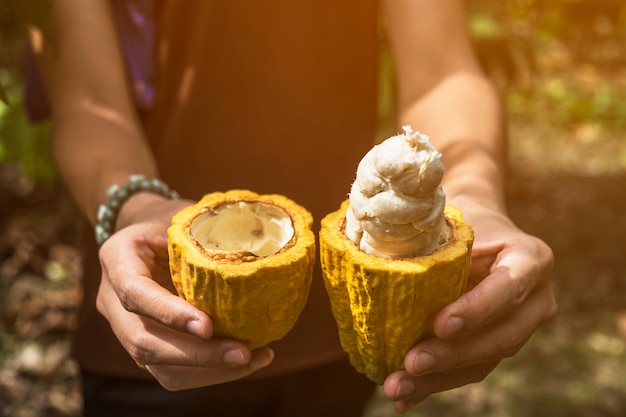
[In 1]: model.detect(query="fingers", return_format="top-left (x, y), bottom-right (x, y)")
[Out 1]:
top-left (380, 235), bottom-right (557, 412)
top-left (125, 315), bottom-right (250, 368)
top-left (96, 214), bottom-right (275, 390)
top-left (98, 274), bottom-right (274, 390)
top-left (97, 274), bottom-right (220, 363)
top-left (98, 225), bottom-right (213, 339)
top-left (403, 288), bottom-right (552, 379)
top-left (404, 262), bottom-right (556, 376)
top-left (383, 362), bottom-right (499, 413)
top-left (146, 348), bottom-right (275, 391)
top-left (110, 269), bottom-right (213, 339)
top-left (434, 236), bottom-right (554, 340)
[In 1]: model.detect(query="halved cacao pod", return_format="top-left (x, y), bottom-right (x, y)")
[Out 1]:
top-left (320, 200), bottom-right (473, 384)
top-left (168, 190), bottom-right (315, 349)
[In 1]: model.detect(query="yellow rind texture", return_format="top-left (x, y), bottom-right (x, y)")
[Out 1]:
top-left (168, 190), bottom-right (315, 350)
top-left (320, 200), bottom-right (473, 384)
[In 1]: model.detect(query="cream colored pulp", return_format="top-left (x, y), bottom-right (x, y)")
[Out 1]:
top-left (191, 201), bottom-right (294, 257)
top-left (346, 126), bottom-right (448, 258)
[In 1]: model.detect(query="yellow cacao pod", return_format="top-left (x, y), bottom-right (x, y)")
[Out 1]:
top-left (320, 200), bottom-right (473, 384)
top-left (168, 190), bottom-right (315, 349)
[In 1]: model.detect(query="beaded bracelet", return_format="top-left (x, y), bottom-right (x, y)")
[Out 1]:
top-left (94, 174), bottom-right (180, 245)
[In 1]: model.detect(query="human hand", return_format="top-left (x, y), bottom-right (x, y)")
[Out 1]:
top-left (382, 202), bottom-right (557, 413)
top-left (95, 195), bottom-right (274, 390)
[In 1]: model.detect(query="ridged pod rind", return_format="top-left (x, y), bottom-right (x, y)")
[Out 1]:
top-left (168, 190), bottom-right (315, 350)
top-left (320, 200), bottom-right (473, 384)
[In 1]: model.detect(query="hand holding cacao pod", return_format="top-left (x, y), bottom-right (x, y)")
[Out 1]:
top-left (320, 127), bottom-right (474, 384)
top-left (167, 190), bottom-right (316, 350)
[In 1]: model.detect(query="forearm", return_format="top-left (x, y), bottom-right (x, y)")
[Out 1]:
top-left (397, 71), bottom-right (507, 215)
top-left (51, 108), bottom-right (158, 226)
top-left (33, 0), bottom-right (159, 226)
top-left (384, 0), bottom-right (508, 216)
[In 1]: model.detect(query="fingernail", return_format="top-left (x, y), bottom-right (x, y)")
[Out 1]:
top-left (445, 316), bottom-right (464, 337)
top-left (395, 399), bottom-right (417, 414)
top-left (222, 348), bottom-right (247, 366)
top-left (249, 348), bottom-right (274, 371)
top-left (412, 350), bottom-right (436, 374)
top-left (186, 319), bottom-right (207, 338)
top-left (395, 378), bottom-right (414, 398)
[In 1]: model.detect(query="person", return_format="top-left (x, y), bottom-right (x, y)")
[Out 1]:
top-left (29, 0), bottom-right (557, 415)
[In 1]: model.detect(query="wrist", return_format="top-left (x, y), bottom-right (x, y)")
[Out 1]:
top-left (443, 168), bottom-right (507, 216)
top-left (95, 175), bottom-right (180, 245)
top-left (115, 190), bottom-right (189, 233)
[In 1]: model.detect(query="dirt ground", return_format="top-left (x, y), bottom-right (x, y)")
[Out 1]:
top-left (0, 164), bottom-right (82, 417)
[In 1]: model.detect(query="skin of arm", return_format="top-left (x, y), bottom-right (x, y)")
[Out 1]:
top-left (381, 0), bottom-right (557, 412)
top-left (33, 0), bottom-right (157, 223)
top-left (34, 0), bottom-right (274, 389)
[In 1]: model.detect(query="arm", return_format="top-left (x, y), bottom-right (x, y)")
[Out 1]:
top-left (381, 0), bottom-right (556, 412)
top-left (34, 0), bottom-right (273, 388)
top-left (385, 0), bottom-right (506, 214)
top-left (33, 0), bottom-right (157, 222)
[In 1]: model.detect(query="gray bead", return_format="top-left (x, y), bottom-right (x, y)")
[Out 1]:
top-left (94, 175), bottom-right (180, 245)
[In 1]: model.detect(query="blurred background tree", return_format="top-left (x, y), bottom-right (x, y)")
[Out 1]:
top-left (0, 0), bottom-right (54, 183)
top-left (468, 0), bottom-right (626, 132)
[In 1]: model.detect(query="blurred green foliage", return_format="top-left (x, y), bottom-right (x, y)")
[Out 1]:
top-left (0, 0), bottom-right (55, 181)
top-left (509, 81), bottom-right (626, 132)
top-left (468, 0), bottom-right (626, 136)
top-left (0, 92), bottom-right (54, 181)
top-left (1, 0), bottom-right (54, 104)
